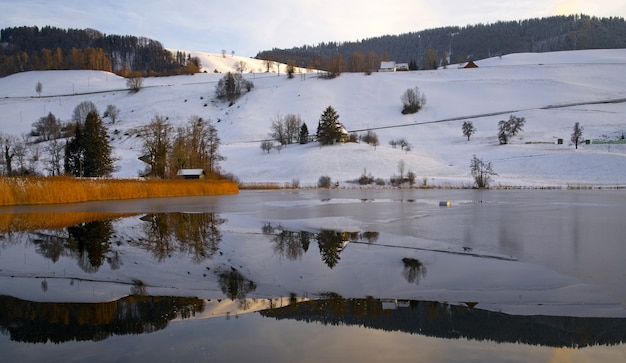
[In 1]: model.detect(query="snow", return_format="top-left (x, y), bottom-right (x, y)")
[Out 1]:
top-left (1, 49), bottom-right (626, 187)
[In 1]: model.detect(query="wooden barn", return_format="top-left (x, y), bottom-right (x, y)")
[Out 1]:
top-left (177, 169), bottom-right (206, 179)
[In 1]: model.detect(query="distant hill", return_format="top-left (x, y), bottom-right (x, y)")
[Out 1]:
top-left (0, 26), bottom-right (200, 77)
top-left (256, 14), bottom-right (626, 71)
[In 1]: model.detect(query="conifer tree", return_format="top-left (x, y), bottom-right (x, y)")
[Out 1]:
top-left (317, 106), bottom-right (342, 145)
top-left (299, 123), bottom-right (309, 144)
top-left (64, 111), bottom-right (114, 177)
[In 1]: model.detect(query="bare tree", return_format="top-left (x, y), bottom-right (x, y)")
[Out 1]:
top-left (236, 60), bottom-right (248, 73)
top-left (126, 76), bottom-right (143, 93)
top-left (46, 138), bottom-right (64, 176)
top-left (571, 122), bottom-right (584, 149)
top-left (470, 155), bottom-right (497, 188)
top-left (397, 160), bottom-right (406, 183)
top-left (269, 115), bottom-right (287, 145)
top-left (284, 114), bottom-right (303, 144)
top-left (104, 104), bottom-right (120, 124)
top-left (33, 112), bottom-right (61, 141)
top-left (260, 140), bottom-right (274, 154)
top-left (72, 100), bottom-right (99, 124)
top-left (139, 115), bottom-right (172, 178)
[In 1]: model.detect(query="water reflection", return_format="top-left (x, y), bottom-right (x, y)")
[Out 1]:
top-left (260, 296), bottom-right (626, 348)
top-left (4, 292), bottom-right (624, 349)
top-left (0, 295), bottom-right (204, 344)
top-left (2, 212), bottom-right (226, 273)
top-left (262, 222), bottom-right (379, 268)
top-left (136, 212), bottom-right (225, 262)
top-left (401, 257), bottom-right (427, 285)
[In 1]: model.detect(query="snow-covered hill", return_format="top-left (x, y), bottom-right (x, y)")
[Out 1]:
top-left (1, 49), bottom-right (626, 187)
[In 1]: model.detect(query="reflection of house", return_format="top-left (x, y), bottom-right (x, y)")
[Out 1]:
top-left (177, 169), bottom-right (206, 179)
top-left (379, 61), bottom-right (396, 72)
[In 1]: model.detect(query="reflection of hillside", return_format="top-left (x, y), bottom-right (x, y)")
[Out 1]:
top-left (0, 295), bottom-right (204, 344)
top-left (260, 297), bottom-right (626, 348)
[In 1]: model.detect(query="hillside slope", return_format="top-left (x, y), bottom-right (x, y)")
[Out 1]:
top-left (1, 50), bottom-right (626, 187)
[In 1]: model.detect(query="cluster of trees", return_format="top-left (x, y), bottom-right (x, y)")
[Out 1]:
top-left (0, 26), bottom-right (200, 77)
top-left (0, 100), bottom-right (116, 177)
top-left (257, 15), bottom-right (626, 72)
top-left (138, 115), bottom-right (224, 179)
top-left (267, 114), bottom-right (307, 147)
top-left (215, 72), bottom-right (254, 105)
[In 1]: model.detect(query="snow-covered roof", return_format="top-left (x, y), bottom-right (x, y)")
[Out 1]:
top-left (176, 169), bottom-right (205, 176)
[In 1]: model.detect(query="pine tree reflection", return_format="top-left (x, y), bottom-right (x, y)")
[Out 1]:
top-left (67, 220), bottom-right (115, 273)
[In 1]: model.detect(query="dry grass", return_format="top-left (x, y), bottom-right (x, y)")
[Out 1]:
top-left (0, 177), bottom-right (238, 206)
top-left (238, 182), bottom-right (282, 190)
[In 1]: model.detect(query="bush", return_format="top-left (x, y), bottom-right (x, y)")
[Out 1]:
top-left (401, 87), bottom-right (427, 114)
top-left (358, 170), bottom-right (375, 185)
top-left (318, 175), bottom-right (332, 188)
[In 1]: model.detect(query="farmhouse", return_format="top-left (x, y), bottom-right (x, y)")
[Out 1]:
top-left (177, 169), bottom-right (206, 179)
top-left (379, 61), bottom-right (396, 72)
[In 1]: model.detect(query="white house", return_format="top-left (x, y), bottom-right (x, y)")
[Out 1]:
top-left (379, 61), bottom-right (396, 72)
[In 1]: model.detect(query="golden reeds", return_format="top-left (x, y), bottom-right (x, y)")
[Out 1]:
top-left (0, 176), bottom-right (238, 207)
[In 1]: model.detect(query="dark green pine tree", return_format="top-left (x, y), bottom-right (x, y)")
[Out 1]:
top-left (64, 122), bottom-right (85, 177)
top-left (317, 106), bottom-right (341, 145)
top-left (64, 111), bottom-right (114, 177)
top-left (299, 122), bottom-right (309, 144)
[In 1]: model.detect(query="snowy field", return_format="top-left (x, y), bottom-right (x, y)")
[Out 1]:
top-left (1, 49), bottom-right (626, 187)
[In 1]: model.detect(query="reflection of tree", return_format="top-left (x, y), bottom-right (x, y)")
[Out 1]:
top-left (263, 223), bottom-right (372, 268)
top-left (263, 223), bottom-right (311, 261)
top-left (131, 279), bottom-right (147, 295)
top-left (317, 230), bottom-right (347, 269)
top-left (361, 231), bottom-right (379, 244)
top-left (0, 295), bottom-right (204, 344)
top-left (218, 268), bottom-right (257, 308)
top-left (32, 231), bottom-right (70, 262)
top-left (401, 257), bottom-right (427, 285)
top-left (67, 220), bottom-right (114, 273)
top-left (138, 213), bottom-right (225, 262)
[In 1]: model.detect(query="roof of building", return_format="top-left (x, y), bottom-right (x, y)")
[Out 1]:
top-left (177, 169), bottom-right (205, 176)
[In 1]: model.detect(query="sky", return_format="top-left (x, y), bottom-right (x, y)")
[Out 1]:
top-left (1, 0), bottom-right (625, 56)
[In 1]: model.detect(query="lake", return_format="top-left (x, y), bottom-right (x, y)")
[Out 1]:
top-left (1, 189), bottom-right (625, 362)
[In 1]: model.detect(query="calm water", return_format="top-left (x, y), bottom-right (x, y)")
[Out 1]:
top-left (1, 189), bottom-right (625, 362)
